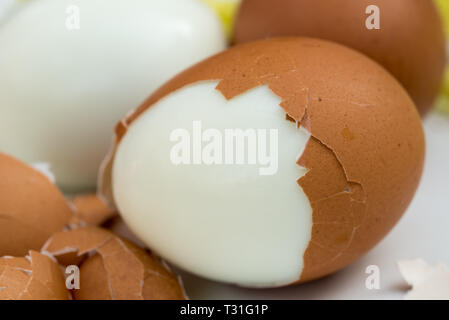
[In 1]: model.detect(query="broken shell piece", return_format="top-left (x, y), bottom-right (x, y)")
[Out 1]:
top-left (0, 251), bottom-right (69, 300)
top-left (398, 259), bottom-right (449, 300)
top-left (100, 38), bottom-right (425, 287)
top-left (104, 216), bottom-right (147, 249)
top-left (70, 194), bottom-right (117, 227)
top-left (0, 0), bottom-right (227, 191)
top-left (0, 153), bottom-right (74, 257)
top-left (43, 227), bottom-right (186, 300)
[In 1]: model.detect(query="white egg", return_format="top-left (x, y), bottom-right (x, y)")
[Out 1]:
top-left (0, 0), bottom-right (226, 191)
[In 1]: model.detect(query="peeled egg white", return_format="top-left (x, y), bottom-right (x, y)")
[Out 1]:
top-left (0, 0), bottom-right (226, 191)
top-left (113, 82), bottom-right (313, 287)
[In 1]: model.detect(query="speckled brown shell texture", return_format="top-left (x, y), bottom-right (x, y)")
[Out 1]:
top-left (104, 38), bottom-right (425, 283)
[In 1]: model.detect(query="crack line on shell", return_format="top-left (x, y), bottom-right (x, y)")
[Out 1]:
top-left (144, 268), bottom-right (171, 280)
top-left (115, 237), bottom-right (146, 299)
top-left (309, 96), bottom-right (373, 108)
top-left (98, 238), bottom-right (116, 300)
top-left (17, 274), bottom-right (33, 300)
top-left (283, 88), bottom-right (368, 265)
top-left (27, 253), bottom-right (60, 299)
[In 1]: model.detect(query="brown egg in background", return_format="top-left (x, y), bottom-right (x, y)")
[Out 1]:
top-left (233, 0), bottom-right (446, 116)
top-left (101, 37), bottom-right (425, 285)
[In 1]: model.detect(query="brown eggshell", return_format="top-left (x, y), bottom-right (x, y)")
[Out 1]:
top-left (103, 216), bottom-right (147, 249)
top-left (0, 153), bottom-right (74, 257)
top-left (69, 193), bottom-right (117, 226)
top-left (101, 37), bottom-right (425, 284)
top-left (233, 0), bottom-right (446, 116)
top-left (0, 251), bottom-right (69, 300)
top-left (43, 227), bottom-right (186, 300)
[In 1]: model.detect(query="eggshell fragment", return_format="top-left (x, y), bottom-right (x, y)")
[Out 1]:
top-left (0, 153), bottom-right (74, 257)
top-left (101, 38), bottom-right (425, 286)
top-left (0, 251), bottom-right (69, 300)
top-left (233, 0), bottom-right (446, 116)
top-left (398, 259), bottom-right (449, 300)
top-left (104, 216), bottom-right (147, 249)
top-left (43, 227), bottom-right (186, 300)
top-left (69, 194), bottom-right (117, 227)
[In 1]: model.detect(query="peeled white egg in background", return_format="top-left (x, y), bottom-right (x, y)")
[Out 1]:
top-left (0, 0), bottom-right (226, 191)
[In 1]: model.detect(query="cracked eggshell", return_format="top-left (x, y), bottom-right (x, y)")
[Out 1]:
top-left (100, 38), bottom-right (425, 286)
top-left (0, 153), bottom-right (74, 257)
top-left (0, 251), bottom-right (69, 300)
top-left (233, 0), bottom-right (446, 116)
top-left (43, 227), bottom-right (186, 300)
top-left (104, 216), bottom-right (147, 249)
top-left (0, 0), bottom-right (227, 191)
top-left (69, 193), bottom-right (117, 227)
